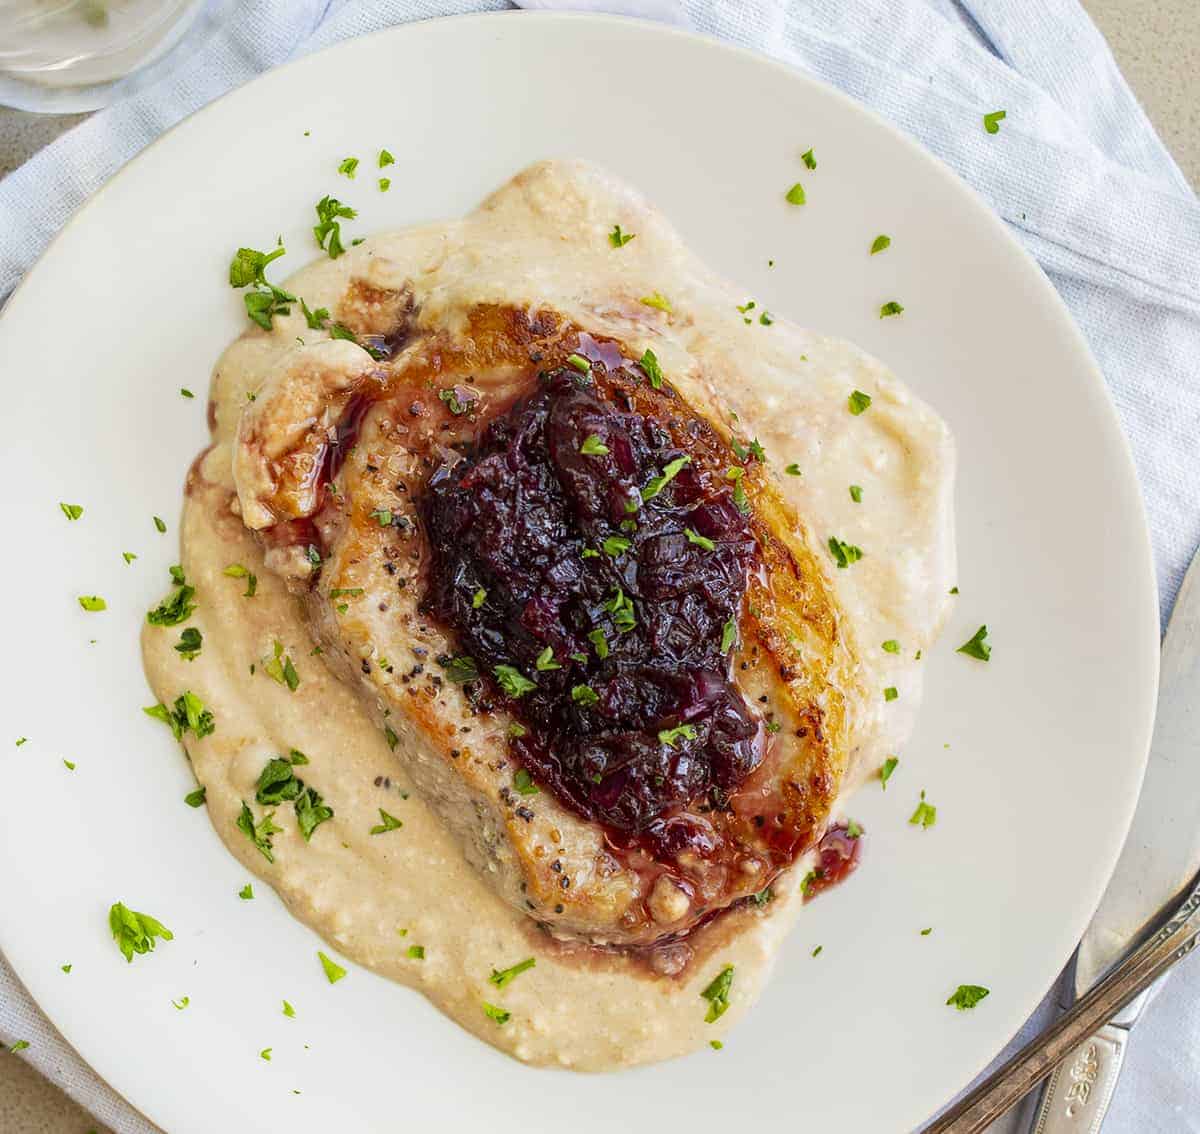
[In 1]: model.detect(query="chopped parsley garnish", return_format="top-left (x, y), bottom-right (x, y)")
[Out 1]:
top-left (658, 723), bottom-right (698, 748)
top-left (639, 348), bottom-right (664, 389)
top-left (765, 720), bottom-right (782, 734)
top-left (237, 802), bottom-right (282, 862)
top-left (947, 984), bottom-right (990, 1009)
top-left (300, 298), bottom-right (330, 330)
top-left (313, 195), bottom-right (357, 259)
top-left (441, 655), bottom-right (479, 683)
top-left (700, 965), bottom-right (734, 1022)
top-left (144, 690), bottom-right (215, 741)
top-left (78, 595), bottom-right (107, 612)
top-left (229, 244), bottom-right (296, 329)
top-left (880, 756), bottom-right (898, 789)
top-left (720, 619), bottom-right (737, 654)
top-left (982, 109), bottom-right (1006, 135)
top-left (909, 790), bottom-right (937, 828)
top-left (472, 588), bottom-right (487, 609)
top-left (154, 516), bottom-right (167, 533)
top-left (255, 753), bottom-right (306, 805)
top-left (535, 647), bottom-right (561, 671)
top-left (174, 627), bottom-right (203, 661)
top-left (726, 466), bottom-right (750, 513)
top-left (751, 887), bottom-right (773, 906)
top-left (580, 434), bottom-right (609, 456)
top-left (147, 565), bottom-right (196, 625)
top-left (264, 641), bottom-right (300, 691)
top-left (879, 301), bottom-right (905, 318)
top-left (172, 997), bottom-right (189, 1010)
top-left (378, 149), bottom-right (394, 168)
top-left (828, 537), bottom-right (863, 568)
top-left (811, 945), bottom-right (823, 957)
top-left (846, 818), bottom-right (864, 838)
top-left (282, 999), bottom-right (294, 1015)
top-left (438, 386), bottom-right (475, 415)
top-left (122, 552), bottom-right (137, 564)
top-left (801, 148), bottom-right (817, 170)
top-left (63, 759), bottom-right (76, 771)
top-left (6, 1040), bottom-right (29, 1054)
top-left (494, 665), bottom-right (536, 698)
top-left (957, 625), bottom-right (991, 661)
top-left (109, 902), bottom-right (173, 963)
top-left (587, 627), bottom-right (609, 660)
top-left (870, 234), bottom-right (891, 255)
top-left (318, 951), bottom-right (347, 984)
top-left (239, 883), bottom-right (254, 900)
top-left (370, 507), bottom-right (394, 526)
top-left (602, 535), bottom-right (631, 558)
top-left (59, 502), bottom-right (83, 521)
top-left (180, 388), bottom-right (194, 399)
top-left (748, 438), bottom-right (766, 461)
top-left (384, 725), bottom-right (399, 750)
top-left (581, 548), bottom-right (600, 559)
top-left (784, 463), bottom-right (802, 476)
top-left (736, 300), bottom-right (756, 316)
top-left (482, 1002), bottom-right (511, 1025)
top-left (641, 455), bottom-right (690, 502)
top-left (378, 177), bottom-right (391, 192)
top-left (513, 768), bottom-right (538, 796)
top-left (489, 957), bottom-right (536, 988)
top-left (15, 738), bottom-right (27, 747)
top-left (882, 639), bottom-right (901, 654)
top-left (571, 684), bottom-right (599, 707)
top-left (328, 587), bottom-right (363, 599)
top-left (685, 528), bottom-right (715, 551)
top-left (848, 389), bottom-right (872, 415)
top-left (370, 808), bottom-right (403, 834)
top-left (921, 927), bottom-right (933, 936)
top-left (603, 586), bottom-right (637, 632)
top-left (295, 787), bottom-right (333, 840)
top-left (566, 353), bottom-right (591, 373)
top-left (884, 686), bottom-right (899, 701)
top-left (785, 182), bottom-right (806, 205)
top-left (60, 964), bottom-right (71, 973)
top-left (337, 156), bottom-right (359, 178)
top-left (608, 224), bottom-right (635, 247)
top-left (639, 291), bottom-right (672, 313)
top-left (710, 1040), bottom-right (723, 1050)
top-left (407, 945), bottom-right (425, 960)
top-left (184, 786), bottom-right (206, 807)
top-left (849, 484), bottom-right (863, 503)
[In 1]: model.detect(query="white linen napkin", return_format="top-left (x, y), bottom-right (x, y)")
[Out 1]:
top-left (1, 3), bottom-right (1197, 1132)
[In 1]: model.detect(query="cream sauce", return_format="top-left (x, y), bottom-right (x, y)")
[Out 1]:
top-left (141, 161), bottom-right (954, 1069)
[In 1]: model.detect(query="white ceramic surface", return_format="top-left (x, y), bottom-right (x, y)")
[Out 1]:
top-left (0, 13), bottom-right (1159, 1133)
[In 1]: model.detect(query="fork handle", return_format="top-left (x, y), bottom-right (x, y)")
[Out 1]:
top-left (923, 877), bottom-right (1200, 1133)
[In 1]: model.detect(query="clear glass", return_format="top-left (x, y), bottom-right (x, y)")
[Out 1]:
top-left (0, 0), bottom-right (208, 111)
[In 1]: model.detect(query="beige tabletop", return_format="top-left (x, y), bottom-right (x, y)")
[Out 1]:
top-left (1, 2), bottom-right (1196, 1131)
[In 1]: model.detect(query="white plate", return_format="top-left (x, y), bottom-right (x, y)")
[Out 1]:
top-left (0, 13), bottom-right (1159, 1133)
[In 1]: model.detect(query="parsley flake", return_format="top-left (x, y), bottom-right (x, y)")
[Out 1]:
top-left (494, 665), bottom-right (536, 698)
top-left (6, 1040), bottom-right (29, 1054)
top-left (472, 588), bottom-right (487, 609)
top-left (109, 902), bottom-right (173, 963)
top-left (784, 463), bottom-right (802, 476)
top-left (587, 627), bottom-right (609, 660)
top-left (370, 809), bottom-right (403, 835)
top-left (685, 528), bottom-right (715, 551)
top-left (535, 647), bottom-right (561, 671)
top-left (483, 1002), bottom-right (511, 1025)
top-left (174, 627), bottom-right (203, 661)
top-left (947, 984), bottom-right (990, 1009)
top-left (909, 790), bottom-right (937, 828)
top-left (59, 502), bottom-right (83, 521)
top-left (489, 957), bottom-right (536, 988)
top-left (849, 484), bottom-right (863, 503)
top-left (639, 291), bottom-right (672, 313)
top-left (882, 640), bottom-right (901, 654)
top-left (441, 655), bottom-right (479, 683)
top-left (884, 686), bottom-right (899, 702)
top-left (639, 348), bottom-right (664, 389)
top-left (957, 625), bottom-right (991, 661)
top-left (566, 352), bottom-right (591, 373)
top-left (318, 951), bottom-right (347, 984)
top-left (237, 802), bottom-right (282, 862)
top-left (658, 723), bottom-right (698, 748)
top-left (700, 965), bottom-right (734, 1022)
top-left (239, 883), bottom-right (254, 900)
top-left (78, 595), bottom-right (106, 612)
top-left (313, 196), bottom-right (357, 259)
top-left (720, 619), bottom-right (737, 654)
top-left (785, 182), bottom-right (806, 205)
top-left (880, 301), bottom-right (905, 318)
top-left (571, 684), bottom-right (599, 707)
top-left (513, 768), bottom-right (538, 796)
top-left (608, 224), bottom-right (635, 247)
top-left (154, 516), bottom-right (167, 533)
top-left (641, 455), bottom-right (689, 502)
top-left (828, 537), bottom-right (863, 568)
top-left (378, 149), bottom-right (394, 168)
top-left (602, 535), bottom-right (631, 558)
top-left (337, 156), bottom-right (359, 178)
top-left (880, 756), bottom-right (898, 789)
top-left (982, 109), bottom-right (1006, 135)
top-left (848, 389), bottom-right (872, 415)
top-left (870, 234), bottom-right (891, 255)
top-left (580, 434), bottom-right (609, 456)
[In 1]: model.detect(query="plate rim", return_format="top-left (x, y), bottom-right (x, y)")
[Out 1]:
top-left (0, 10), bottom-right (1161, 1131)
